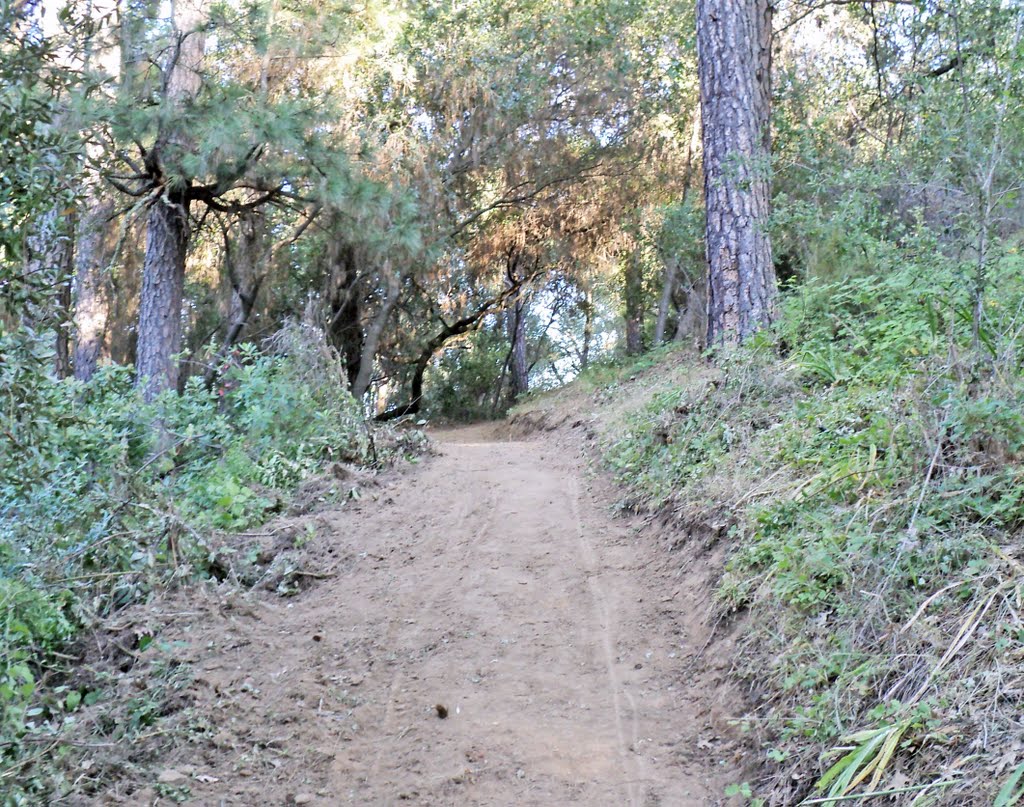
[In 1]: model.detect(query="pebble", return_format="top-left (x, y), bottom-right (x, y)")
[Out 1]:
top-left (157, 769), bottom-right (188, 786)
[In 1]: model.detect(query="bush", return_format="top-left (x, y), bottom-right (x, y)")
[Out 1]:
top-left (0, 323), bottom-right (374, 802)
top-left (602, 250), bottom-right (1024, 804)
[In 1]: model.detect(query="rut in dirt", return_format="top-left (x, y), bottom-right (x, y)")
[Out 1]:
top-left (163, 427), bottom-right (741, 806)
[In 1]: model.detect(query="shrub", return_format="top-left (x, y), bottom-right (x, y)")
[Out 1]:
top-left (602, 249), bottom-right (1024, 804)
top-left (0, 323), bottom-right (375, 801)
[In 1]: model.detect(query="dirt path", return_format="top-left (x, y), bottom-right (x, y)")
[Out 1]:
top-left (137, 427), bottom-right (740, 805)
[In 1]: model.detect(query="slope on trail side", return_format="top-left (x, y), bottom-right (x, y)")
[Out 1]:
top-left (97, 424), bottom-right (744, 805)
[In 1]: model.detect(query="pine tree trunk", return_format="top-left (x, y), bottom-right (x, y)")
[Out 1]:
top-left (697, 0), bottom-right (776, 346)
top-left (136, 192), bottom-right (189, 400)
top-left (134, 0), bottom-right (205, 399)
top-left (73, 198), bottom-right (115, 382)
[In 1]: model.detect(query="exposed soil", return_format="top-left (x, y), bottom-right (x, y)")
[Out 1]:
top-left (98, 423), bottom-right (744, 805)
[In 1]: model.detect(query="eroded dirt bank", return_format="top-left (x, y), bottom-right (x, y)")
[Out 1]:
top-left (111, 425), bottom-right (742, 805)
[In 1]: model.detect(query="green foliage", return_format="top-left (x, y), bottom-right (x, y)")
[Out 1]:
top-left (601, 248), bottom-right (1024, 802)
top-left (814, 714), bottom-right (919, 799)
top-left (996, 763), bottom-right (1024, 807)
top-left (0, 326), bottom-right (372, 802)
top-left (424, 327), bottom-right (511, 421)
top-left (0, 4), bottom-right (79, 316)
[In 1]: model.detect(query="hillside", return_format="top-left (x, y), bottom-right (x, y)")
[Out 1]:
top-left (512, 274), bottom-right (1024, 805)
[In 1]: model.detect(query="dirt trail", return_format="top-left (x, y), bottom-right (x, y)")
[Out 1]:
top-left (138, 426), bottom-right (741, 805)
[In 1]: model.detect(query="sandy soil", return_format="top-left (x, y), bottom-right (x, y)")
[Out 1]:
top-left (113, 425), bottom-right (743, 805)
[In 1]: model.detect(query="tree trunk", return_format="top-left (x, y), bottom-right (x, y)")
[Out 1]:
top-left (508, 291), bottom-right (529, 399)
top-left (580, 288), bottom-right (594, 370)
top-left (624, 251), bottom-right (644, 355)
top-left (203, 212), bottom-right (268, 387)
top-left (352, 265), bottom-right (400, 401)
top-left (55, 250), bottom-right (73, 379)
top-left (63, 1), bottom-right (121, 382)
top-left (653, 258), bottom-right (676, 345)
top-left (136, 190), bottom-right (189, 400)
top-left (134, 0), bottom-right (205, 399)
top-left (673, 278), bottom-right (703, 344)
top-left (73, 198), bottom-right (115, 381)
top-left (23, 203), bottom-right (74, 371)
top-left (697, 0), bottom-right (776, 346)
top-left (325, 239), bottom-right (365, 387)
top-left (224, 210), bottom-right (266, 346)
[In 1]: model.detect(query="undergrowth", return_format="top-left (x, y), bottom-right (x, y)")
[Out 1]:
top-left (603, 255), bottom-right (1024, 805)
top-left (0, 323), bottom-right (424, 804)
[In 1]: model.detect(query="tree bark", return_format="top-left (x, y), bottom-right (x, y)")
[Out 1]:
top-left (624, 251), bottom-right (644, 355)
top-left (697, 0), bottom-right (777, 346)
top-left (73, 198), bottom-right (115, 381)
top-left (136, 190), bottom-right (189, 400)
top-left (134, 0), bottom-right (205, 399)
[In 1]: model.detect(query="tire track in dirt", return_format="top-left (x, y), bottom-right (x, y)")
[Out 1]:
top-left (117, 425), bottom-right (742, 806)
top-left (364, 478), bottom-right (500, 794)
top-left (567, 473), bottom-right (641, 807)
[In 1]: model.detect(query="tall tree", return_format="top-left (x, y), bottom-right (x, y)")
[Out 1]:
top-left (134, 0), bottom-right (206, 400)
top-left (697, 0), bottom-right (777, 346)
top-left (74, 0), bottom-right (124, 382)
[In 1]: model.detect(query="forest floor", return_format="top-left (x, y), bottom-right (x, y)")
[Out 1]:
top-left (92, 421), bottom-right (745, 806)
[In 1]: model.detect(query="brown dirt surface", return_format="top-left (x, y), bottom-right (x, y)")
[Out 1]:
top-left (97, 425), bottom-right (744, 806)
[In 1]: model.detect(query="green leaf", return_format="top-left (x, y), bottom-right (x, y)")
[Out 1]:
top-left (995, 763), bottom-right (1024, 807)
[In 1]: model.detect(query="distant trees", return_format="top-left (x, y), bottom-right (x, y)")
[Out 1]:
top-left (6, 0), bottom-right (1024, 416)
top-left (696, 0), bottom-right (777, 346)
